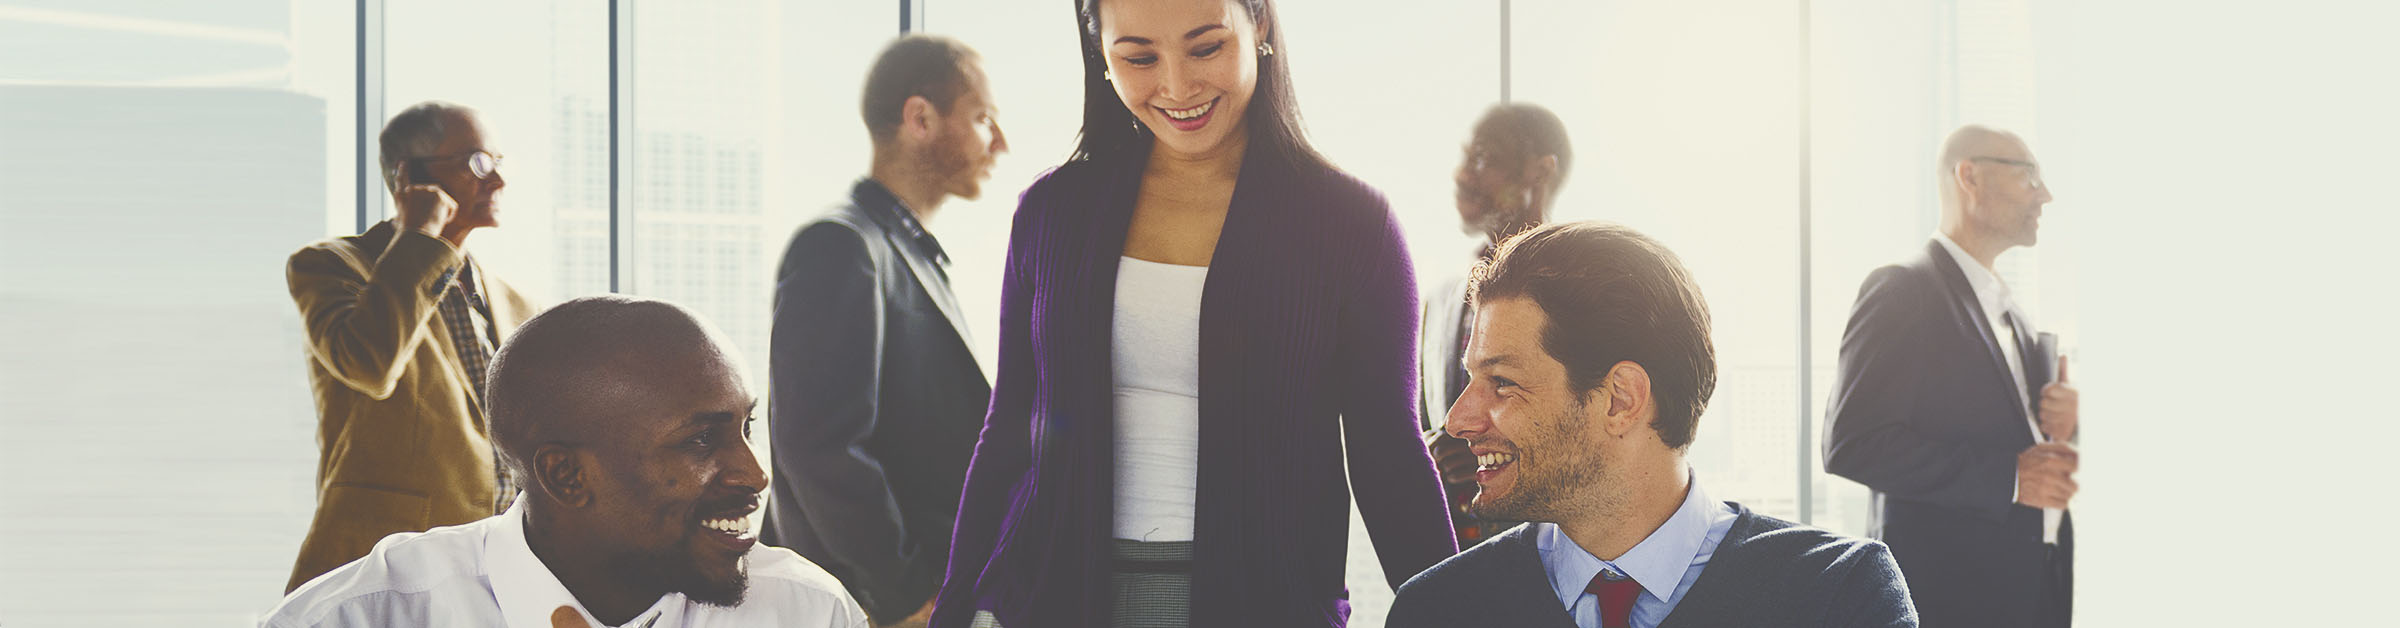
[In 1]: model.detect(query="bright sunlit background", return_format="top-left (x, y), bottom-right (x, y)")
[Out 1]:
top-left (3, 0), bottom-right (2395, 625)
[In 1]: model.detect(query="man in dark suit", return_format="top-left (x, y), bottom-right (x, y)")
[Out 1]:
top-left (1392, 222), bottom-right (1915, 628)
top-left (1421, 103), bottom-right (1571, 548)
top-left (1824, 125), bottom-right (2078, 627)
top-left (762, 34), bottom-right (1005, 628)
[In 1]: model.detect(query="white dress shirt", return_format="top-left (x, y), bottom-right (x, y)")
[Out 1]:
top-left (1932, 232), bottom-right (2062, 544)
top-left (263, 499), bottom-right (870, 628)
top-left (1535, 474), bottom-right (1738, 628)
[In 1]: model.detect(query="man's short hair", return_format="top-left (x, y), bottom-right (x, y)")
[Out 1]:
top-left (861, 34), bottom-right (980, 144)
top-left (378, 101), bottom-right (472, 195)
top-left (486, 295), bottom-right (715, 477)
top-left (1468, 221), bottom-right (1716, 449)
top-left (1475, 102), bottom-right (1573, 191)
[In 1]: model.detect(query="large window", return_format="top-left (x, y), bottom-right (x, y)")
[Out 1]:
top-left (0, 0), bottom-right (354, 622)
top-left (1514, 0), bottom-right (1809, 522)
top-left (923, 0), bottom-right (1086, 374)
top-left (1804, 0), bottom-right (1953, 537)
top-left (383, 0), bottom-right (610, 302)
top-left (630, 0), bottom-right (891, 472)
top-left (629, 0), bottom-right (776, 392)
top-left (1281, 0), bottom-right (1506, 287)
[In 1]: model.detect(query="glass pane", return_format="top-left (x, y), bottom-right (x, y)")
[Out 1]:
top-left (627, 1), bottom-right (892, 487)
top-left (384, 0), bottom-right (610, 302)
top-left (1513, 0), bottom-right (1806, 519)
top-left (1805, 0), bottom-right (1949, 537)
top-left (631, 0), bottom-right (895, 398)
top-left (1283, 0), bottom-right (1504, 290)
top-left (0, 0), bottom-right (353, 621)
top-left (923, 0), bottom-right (1084, 375)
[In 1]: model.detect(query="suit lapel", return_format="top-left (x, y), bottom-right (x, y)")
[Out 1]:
top-left (848, 182), bottom-right (977, 358)
top-left (890, 234), bottom-right (976, 351)
top-left (1924, 241), bottom-right (2030, 424)
top-left (464, 255), bottom-right (502, 346)
top-left (479, 266), bottom-right (530, 339)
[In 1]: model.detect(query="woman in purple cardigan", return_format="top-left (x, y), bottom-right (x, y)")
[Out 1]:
top-left (929, 0), bottom-right (1457, 626)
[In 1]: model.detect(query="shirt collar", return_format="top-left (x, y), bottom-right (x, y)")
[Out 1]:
top-left (486, 496), bottom-right (684, 628)
top-left (854, 177), bottom-right (949, 267)
top-left (1932, 232), bottom-right (2012, 316)
top-left (1536, 473), bottom-right (1719, 607)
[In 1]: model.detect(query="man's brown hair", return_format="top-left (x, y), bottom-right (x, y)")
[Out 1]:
top-left (861, 34), bottom-right (980, 144)
top-left (1469, 221), bottom-right (1717, 449)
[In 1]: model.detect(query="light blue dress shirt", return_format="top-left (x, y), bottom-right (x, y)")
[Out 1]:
top-left (1534, 473), bottom-right (1738, 628)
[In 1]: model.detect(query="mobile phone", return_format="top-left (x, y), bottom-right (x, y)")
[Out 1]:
top-left (403, 160), bottom-right (434, 185)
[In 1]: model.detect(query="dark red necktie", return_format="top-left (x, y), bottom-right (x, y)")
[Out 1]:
top-left (1585, 571), bottom-right (1640, 628)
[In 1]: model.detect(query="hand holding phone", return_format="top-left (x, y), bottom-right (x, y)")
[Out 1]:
top-left (394, 160), bottom-right (458, 241)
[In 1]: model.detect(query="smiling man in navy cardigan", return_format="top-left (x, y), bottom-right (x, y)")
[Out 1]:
top-left (1389, 222), bottom-right (1917, 628)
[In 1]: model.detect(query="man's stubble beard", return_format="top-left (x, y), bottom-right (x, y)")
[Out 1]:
top-left (1467, 398), bottom-right (1608, 524)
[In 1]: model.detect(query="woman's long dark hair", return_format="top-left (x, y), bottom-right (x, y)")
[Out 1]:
top-left (1071, 0), bottom-right (1331, 175)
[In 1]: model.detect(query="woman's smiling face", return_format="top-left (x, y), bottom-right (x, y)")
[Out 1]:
top-left (1097, 0), bottom-right (1262, 160)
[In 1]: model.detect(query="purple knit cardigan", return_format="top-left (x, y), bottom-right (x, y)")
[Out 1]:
top-left (929, 151), bottom-right (1458, 627)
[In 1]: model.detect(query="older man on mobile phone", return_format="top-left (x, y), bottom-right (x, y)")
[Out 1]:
top-left (282, 101), bottom-right (540, 592)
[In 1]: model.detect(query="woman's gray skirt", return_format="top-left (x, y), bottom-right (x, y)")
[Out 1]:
top-left (965, 539), bottom-right (1196, 628)
top-left (1110, 538), bottom-right (1194, 628)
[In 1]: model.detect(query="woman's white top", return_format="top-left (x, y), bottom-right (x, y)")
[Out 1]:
top-left (1110, 255), bottom-right (1209, 542)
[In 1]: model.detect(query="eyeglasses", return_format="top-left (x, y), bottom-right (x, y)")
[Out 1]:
top-left (1968, 156), bottom-right (2043, 191)
top-left (417, 150), bottom-right (504, 180)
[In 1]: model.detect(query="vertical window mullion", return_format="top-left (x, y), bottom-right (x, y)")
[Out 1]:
top-left (1795, 0), bottom-right (1815, 525)
top-left (610, 0), bottom-right (636, 293)
top-left (357, 0), bottom-right (384, 234)
top-left (1500, 0), bottom-right (1510, 102)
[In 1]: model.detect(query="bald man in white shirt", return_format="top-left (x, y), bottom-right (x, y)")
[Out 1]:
top-left (265, 296), bottom-right (869, 628)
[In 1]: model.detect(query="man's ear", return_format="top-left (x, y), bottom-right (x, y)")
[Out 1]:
top-left (1522, 154), bottom-right (1561, 212)
top-left (1953, 159), bottom-right (1982, 200)
top-left (534, 444), bottom-right (591, 509)
top-left (901, 94), bottom-right (938, 142)
top-left (1526, 154), bottom-right (1559, 188)
top-left (1598, 361), bottom-right (1653, 439)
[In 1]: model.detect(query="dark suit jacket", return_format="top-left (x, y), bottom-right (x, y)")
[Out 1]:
top-left (763, 179), bottom-right (992, 625)
top-left (1388, 504), bottom-right (1917, 628)
top-left (931, 150), bottom-right (1456, 628)
top-left (1823, 239), bottom-right (2072, 627)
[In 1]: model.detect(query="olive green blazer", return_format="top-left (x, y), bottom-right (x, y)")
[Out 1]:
top-left (282, 220), bottom-right (536, 592)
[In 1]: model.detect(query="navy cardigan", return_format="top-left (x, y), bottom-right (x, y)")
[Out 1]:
top-left (930, 151), bottom-right (1458, 627)
top-left (1388, 505), bottom-right (1919, 628)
